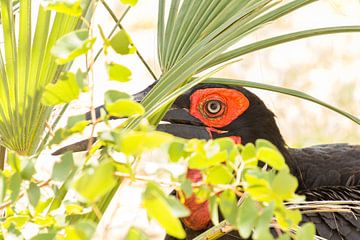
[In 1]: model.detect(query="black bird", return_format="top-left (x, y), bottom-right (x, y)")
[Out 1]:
top-left (54, 83), bottom-right (360, 240)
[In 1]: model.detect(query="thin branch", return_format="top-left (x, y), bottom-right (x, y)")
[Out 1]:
top-left (0, 178), bottom-right (51, 210)
top-left (100, 0), bottom-right (158, 80)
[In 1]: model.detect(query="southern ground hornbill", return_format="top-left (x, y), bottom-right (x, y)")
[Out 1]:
top-left (54, 83), bottom-right (360, 240)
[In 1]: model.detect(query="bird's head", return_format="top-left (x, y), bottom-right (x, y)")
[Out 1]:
top-left (161, 84), bottom-right (289, 157)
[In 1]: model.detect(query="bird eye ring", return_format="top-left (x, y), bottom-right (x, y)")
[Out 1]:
top-left (205, 100), bottom-right (223, 115)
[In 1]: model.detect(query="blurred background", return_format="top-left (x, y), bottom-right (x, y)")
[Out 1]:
top-left (69, 0), bottom-right (360, 148)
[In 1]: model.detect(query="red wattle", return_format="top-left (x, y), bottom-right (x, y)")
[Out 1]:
top-left (180, 169), bottom-right (211, 230)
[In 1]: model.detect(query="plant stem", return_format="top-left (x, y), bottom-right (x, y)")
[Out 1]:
top-left (0, 146), bottom-right (5, 170)
top-left (100, 0), bottom-right (158, 80)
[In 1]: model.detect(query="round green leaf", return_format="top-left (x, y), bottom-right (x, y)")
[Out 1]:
top-left (51, 29), bottom-right (96, 65)
top-left (106, 62), bottom-right (132, 82)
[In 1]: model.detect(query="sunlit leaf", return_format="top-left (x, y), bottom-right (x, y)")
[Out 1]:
top-left (219, 190), bottom-right (237, 225)
top-left (27, 182), bottom-right (40, 207)
top-left (64, 220), bottom-right (96, 240)
top-left (52, 151), bottom-right (75, 181)
top-left (180, 179), bottom-right (193, 198)
top-left (104, 90), bottom-right (144, 118)
top-left (209, 196), bottom-right (219, 225)
top-left (42, 72), bottom-right (80, 105)
top-left (271, 170), bottom-right (298, 200)
top-left (237, 196), bottom-right (258, 239)
top-left (0, 173), bottom-right (6, 203)
top-left (120, 0), bottom-right (138, 7)
top-left (9, 172), bottom-right (21, 202)
top-left (242, 143), bottom-right (258, 167)
top-left (296, 222), bottom-right (316, 240)
top-left (118, 131), bottom-right (174, 155)
top-left (125, 227), bottom-right (148, 240)
top-left (41, 0), bottom-right (82, 16)
top-left (106, 62), bottom-right (132, 82)
top-left (110, 30), bottom-right (136, 55)
top-left (257, 147), bottom-right (287, 171)
top-left (33, 215), bottom-right (56, 227)
top-left (51, 29), bottom-right (96, 64)
top-left (206, 165), bottom-right (234, 185)
top-left (3, 215), bottom-right (30, 228)
top-left (253, 202), bottom-right (275, 240)
top-left (73, 162), bottom-right (117, 202)
top-left (20, 157), bottom-right (35, 180)
top-left (31, 233), bottom-right (57, 240)
top-left (168, 141), bottom-right (186, 162)
top-left (142, 182), bottom-right (187, 238)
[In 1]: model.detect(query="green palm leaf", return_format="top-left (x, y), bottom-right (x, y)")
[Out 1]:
top-left (0, 0), bottom-right (95, 155)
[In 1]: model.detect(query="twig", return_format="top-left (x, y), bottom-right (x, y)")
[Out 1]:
top-left (100, 0), bottom-right (158, 80)
top-left (0, 179), bottom-right (51, 210)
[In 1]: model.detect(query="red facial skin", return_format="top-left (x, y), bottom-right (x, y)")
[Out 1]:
top-left (181, 88), bottom-right (249, 230)
top-left (190, 88), bottom-right (249, 128)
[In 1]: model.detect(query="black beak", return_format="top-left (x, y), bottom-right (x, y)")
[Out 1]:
top-left (53, 83), bottom-right (210, 155)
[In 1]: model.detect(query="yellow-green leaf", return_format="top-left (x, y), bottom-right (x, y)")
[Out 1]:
top-left (73, 162), bottom-right (117, 202)
top-left (42, 0), bottom-right (82, 16)
top-left (271, 170), bottom-right (298, 200)
top-left (51, 29), bottom-right (96, 65)
top-left (118, 131), bottom-right (174, 156)
top-left (296, 222), bottom-right (316, 240)
top-left (206, 165), bottom-right (234, 185)
top-left (42, 72), bottom-right (80, 105)
top-left (142, 182), bottom-right (186, 239)
top-left (110, 30), bottom-right (136, 55)
top-left (106, 62), bottom-right (132, 82)
top-left (125, 227), bottom-right (148, 240)
top-left (120, 0), bottom-right (138, 7)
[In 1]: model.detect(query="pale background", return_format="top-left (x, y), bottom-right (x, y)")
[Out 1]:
top-left (55, 0), bottom-right (360, 239)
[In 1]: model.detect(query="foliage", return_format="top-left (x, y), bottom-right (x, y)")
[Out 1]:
top-left (0, 0), bottom-right (359, 240)
top-left (0, 0), bottom-right (94, 155)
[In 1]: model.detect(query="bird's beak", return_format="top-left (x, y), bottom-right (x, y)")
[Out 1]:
top-left (52, 83), bottom-right (210, 155)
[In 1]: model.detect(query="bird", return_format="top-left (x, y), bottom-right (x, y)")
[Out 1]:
top-left (54, 83), bottom-right (360, 240)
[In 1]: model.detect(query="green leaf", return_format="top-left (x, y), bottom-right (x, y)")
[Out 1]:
top-left (296, 222), bottom-right (315, 240)
top-left (33, 215), bottom-right (56, 227)
top-left (275, 208), bottom-right (302, 230)
top-left (209, 196), bottom-right (219, 225)
top-left (110, 30), bottom-right (136, 55)
top-left (0, 173), bottom-right (6, 203)
top-left (168, 142), bottom-right (186, 163)
top-left (253, 203), bottom-right (275, 240)
top-left (52, 151), bottom-right (75, 181)
top-left (271, 170), bottom-right (298, 200)
top-left (142, 182), bottom-right (187, 239)
top-left (73, 162), bottom-right (117, 202)
top-left (42, 72), bottom-right (80, 105)
top-left (237, 196), bottom-right (258, 239)
top-left (64, 220), bottom-right (96, 240)
top-left (31, 233), bottom-right (57, 240)
top-left (3, 215), bottom-right (30, 228)
top-left (104, 90), bottom-right (144, 118)
top-left (51, 29), bottom-right (96, 64)
top-left (219, 190), bottom-right (237, 225)
top-left (106, 62), bottom-right (132, 82)
top-left (125, 227), bottom-right (148, 240)
top-left (118, 131), bottom-right (174, 156)
top-left (67, 114), bottom-right (90, 133)
top-left (27, 182), bottom-right (40, 207)
top-left (41, 0), bottom-right (82, 16)
top-left (242, 143), bottom-right (258, 167)
top-left (20, 157), bottom-right (35, 180)
top-left (277, 233), bottom-right (291, 240)
top-left (180, 179), bottom-right (193, 198)
top-left (107, 99), bottom-right (145, 118)
top-left (257, 147), bottom-right (287, 171)
top-left (9, 172), bottom-right (21, 202)
top-left (206, 165), bottom-right (234, 185)
top-left (120, 0), bottom-right (138, 7)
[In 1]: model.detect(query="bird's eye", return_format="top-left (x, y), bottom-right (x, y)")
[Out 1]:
top-left (205, 100), bottom-right (222, 115)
